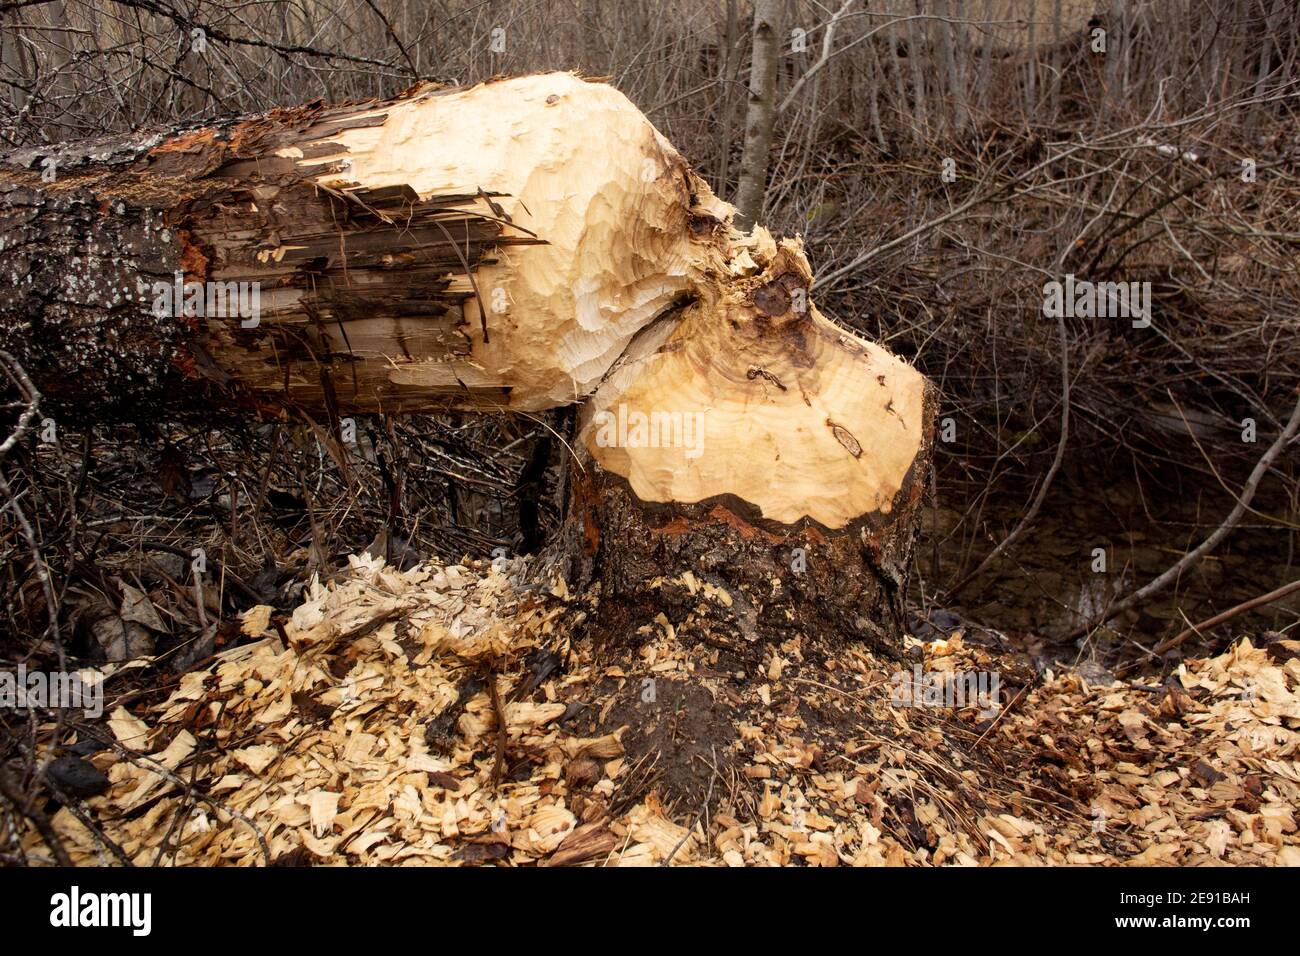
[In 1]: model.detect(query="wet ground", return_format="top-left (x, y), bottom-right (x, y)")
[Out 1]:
top-left (923, 458), bottom-right (1299, 670)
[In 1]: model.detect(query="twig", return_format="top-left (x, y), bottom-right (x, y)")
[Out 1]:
top-left (972, 677), bottom-right (1037, 748)
top-left (488, 660), bottom-right (507, 789)
top-left (0, 763), bottom-right (72, 866)
top-left (1117, 577), bottom-right (1300, 675)
top-left (777, 0), bottom-right (856, 113)
top-left (0, 349), bottom-right (40, 462)
top-left (662, 745), bottom-right (716, 867)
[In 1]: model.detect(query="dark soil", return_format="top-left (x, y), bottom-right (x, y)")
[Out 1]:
top-left (571, 676), bottom-right (739, 817)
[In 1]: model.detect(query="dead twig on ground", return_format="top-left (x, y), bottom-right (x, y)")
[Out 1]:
top-left (1118, 577), bottom-right (1300, 675)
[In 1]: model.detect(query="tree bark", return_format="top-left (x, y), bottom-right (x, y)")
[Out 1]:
top-left (0, 71), bottom-right (934, 647)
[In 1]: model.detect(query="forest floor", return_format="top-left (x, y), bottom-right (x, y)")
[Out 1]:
top-left (24, 551), bottom-right (1299, 867)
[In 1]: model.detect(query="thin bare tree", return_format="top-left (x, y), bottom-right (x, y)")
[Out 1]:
top-left (734, 0), bottom-right (782, 230)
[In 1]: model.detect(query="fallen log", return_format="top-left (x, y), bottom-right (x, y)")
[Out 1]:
top-left (0, 72), bottom-right (934, 646)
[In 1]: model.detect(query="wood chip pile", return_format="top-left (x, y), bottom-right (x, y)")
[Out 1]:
top-left (25, 553), bottom-right (1300, 866)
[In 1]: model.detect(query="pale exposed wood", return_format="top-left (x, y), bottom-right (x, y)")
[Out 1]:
top-left (579, 235), bottom-right (927, 530)
top-left (289, 72), bottom-right (735, 411)
top-left (1, 72), bottom-right (929, 534)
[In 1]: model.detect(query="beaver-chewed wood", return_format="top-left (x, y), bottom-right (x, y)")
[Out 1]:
top-left (0, 72), bottom-right (934, 646)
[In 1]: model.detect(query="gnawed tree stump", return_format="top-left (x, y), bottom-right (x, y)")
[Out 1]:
top-left (559, 237), bottom-right (933, 649)
top-left (0, 72), bottom-right (934, 647)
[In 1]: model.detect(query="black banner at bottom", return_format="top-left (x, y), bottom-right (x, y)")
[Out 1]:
top-left (0, 865), bottom-right (1275, 944)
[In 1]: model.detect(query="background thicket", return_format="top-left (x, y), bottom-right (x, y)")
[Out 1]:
top-left (1, 0), bottom-right (1297, 668)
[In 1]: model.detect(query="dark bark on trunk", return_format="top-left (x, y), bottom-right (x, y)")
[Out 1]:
top-left (0, 91), bottom-right (532, 422)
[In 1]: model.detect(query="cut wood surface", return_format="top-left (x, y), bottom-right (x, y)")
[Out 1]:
top-left (579, 238), bottom-right (926, 529)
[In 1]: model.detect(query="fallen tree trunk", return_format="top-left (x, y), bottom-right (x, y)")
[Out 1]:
top-left (0, 73), bottom-right (726, 418)
top-left (0, 72), bottom-right (934, 646)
